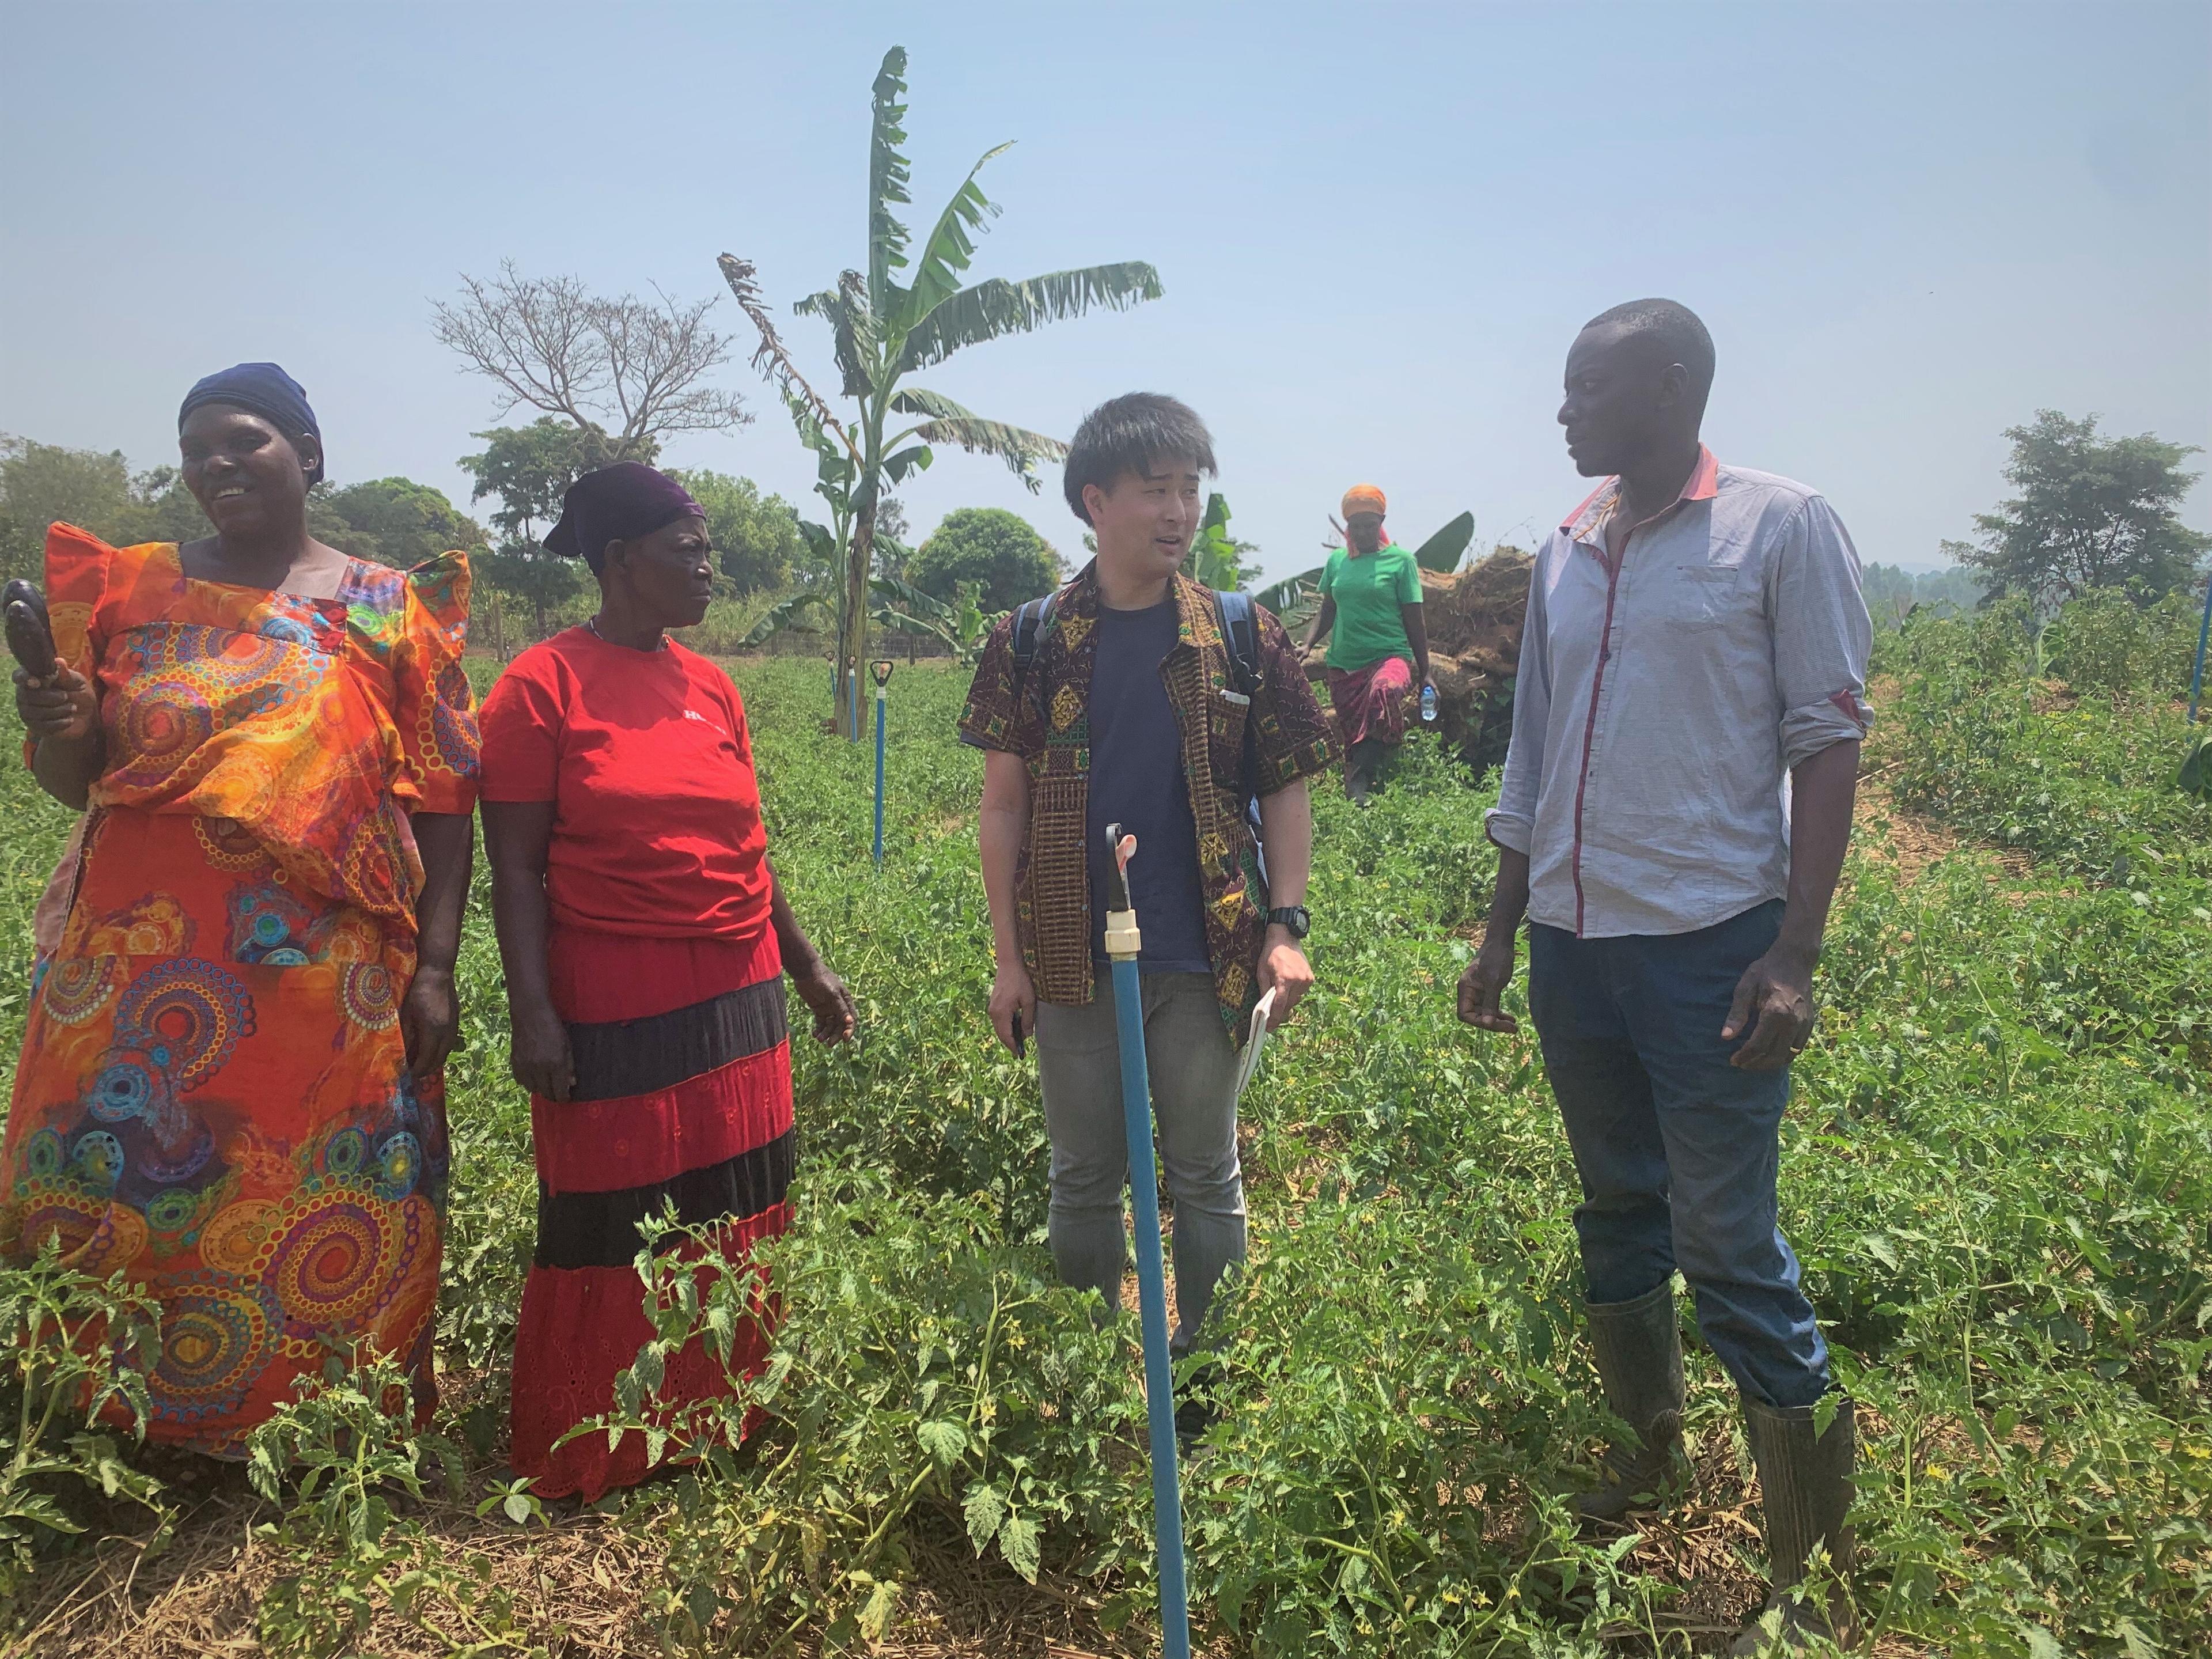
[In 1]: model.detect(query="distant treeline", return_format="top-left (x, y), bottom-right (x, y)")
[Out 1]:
top-left (1859, 562), bottom-right (1987, 628)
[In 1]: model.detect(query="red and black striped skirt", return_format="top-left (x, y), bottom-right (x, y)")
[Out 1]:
top-left (509, 926), bottom-right (793, 1502)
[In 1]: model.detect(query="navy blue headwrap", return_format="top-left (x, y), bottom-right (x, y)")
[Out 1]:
top-left (545, 463), bottom-right (704, 573)
top-left (177, 362), bottom-right (324, 484)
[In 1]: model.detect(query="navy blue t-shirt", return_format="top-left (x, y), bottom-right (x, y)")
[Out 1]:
top-left (1085, 599), bottom-right (1211, 973)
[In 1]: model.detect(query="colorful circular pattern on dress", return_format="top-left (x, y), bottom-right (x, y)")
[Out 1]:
top-left (338, 819), bottom-right (404, 916)
top-left (372, 1133), bottom-right (422, 1202)
top-left (88, 1051), bottom-right (158, 1122)
top-left (134, 1117), bottom-right (216, 1187)
top-left (197, 1198), bottom-right (279, 1275)
top-left (111, 672), bottom-right (217, 786)
top-left (24, 1128), bottom-right (64, 1180)
top-left (70, 1131), bottom-right (124, 1192)
top-left (339, 963), bottom-right (399, 1031)
top-left (176, 624), bottom-right (289, 687)
top-left (115, 959), bottom-right (255, 1092)
top-left (322, 1126), bottom-right (368, 1180)
top-left (145, 1186), bottom-right (203, 1236)
top-left (107, 895), bottom-right (190, 959)
top-left (154, 1275), bottom-right (278, 1422)
top-left (75, 1202), bottom-right (149, 1275)
top-left (14, 1195), bottom-right (101, 1259)
top-left (427, 662), bottom-right (479, 775)
top-left (266, 1191), bottom-right (409, 1333)
top-left (41, 956), bottom-right (119, 1027)
top-left (195, 816), bottom-right (273, 874)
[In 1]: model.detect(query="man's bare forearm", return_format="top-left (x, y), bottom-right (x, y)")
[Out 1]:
top-left (1484, 844), bottom-right (1532, 948)
top-left (977, 751), bottom-right (1029, 965)
top-left (1256, 779), bottom-right (1311, 910)
top-left (1774, 738), bottom-right (1860, 968)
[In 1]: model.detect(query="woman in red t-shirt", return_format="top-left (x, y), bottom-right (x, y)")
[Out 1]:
top-left (477, 463), bottom-right (854, 1502)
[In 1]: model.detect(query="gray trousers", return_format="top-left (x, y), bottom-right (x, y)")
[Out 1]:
top-left (1034, 970), bottom-right (1247, 1354)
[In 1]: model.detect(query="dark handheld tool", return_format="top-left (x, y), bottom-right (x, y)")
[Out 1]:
top-left (3, 580), bottom-right (57, 680)
top-left (1011, 1009), bottom-right (1025, 1060)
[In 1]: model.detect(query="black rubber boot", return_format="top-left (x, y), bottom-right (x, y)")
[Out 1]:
top-left (1732, 1393), bottom-right (1857, 1654)
top-left (1575, 1279), bottom-right (1687, 1521)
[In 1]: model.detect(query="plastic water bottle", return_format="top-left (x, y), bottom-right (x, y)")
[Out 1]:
top-left (1420, 683), bottom-right (1438, 724)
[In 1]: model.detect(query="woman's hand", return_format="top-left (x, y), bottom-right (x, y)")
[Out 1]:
top-left (400, 964), bottom-right (461, 1080)
top-left (13, 664), bottom-right (97, 744)
top-left (790, 957), bottom-right (856, 1046)
top-left (509, 997), bottom-right (575, 1101)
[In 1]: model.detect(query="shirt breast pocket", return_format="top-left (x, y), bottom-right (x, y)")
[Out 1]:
top-left (1206, 685), bottom-right (1251, 783)
top-left (1661, 558), bottom-right (1754, 632)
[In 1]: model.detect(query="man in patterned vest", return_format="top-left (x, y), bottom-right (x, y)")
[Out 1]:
top-left (959, 393), bottom-right (1336, 1437)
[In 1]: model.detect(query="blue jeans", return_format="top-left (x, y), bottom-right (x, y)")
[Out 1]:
top-left (1528, 900), bottom-right (1831, 1409)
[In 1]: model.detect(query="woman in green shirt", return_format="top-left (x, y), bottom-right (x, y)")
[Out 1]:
top-left (1304, 483), bottom-right (1431, 804)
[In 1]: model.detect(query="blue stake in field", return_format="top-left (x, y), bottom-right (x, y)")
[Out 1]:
top-left (870, 660), bottom-right (894, 864)
top-left (1099, 823), bottom-right (1193, 1658)
top-left (2189, 570), bottom-right (2210, 725)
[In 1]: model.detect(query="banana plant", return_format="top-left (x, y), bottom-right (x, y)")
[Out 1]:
top-left (869, 575), bottom-right (997, 665)
top-left (1253, 567), bottom-right (1327, 632)
top-left (1182, 493), bottom-right (1262, 591)
top-left (1411, 511), bottom-right (1476, 574)
top-left (722, 46), bottom-right (1162, 736)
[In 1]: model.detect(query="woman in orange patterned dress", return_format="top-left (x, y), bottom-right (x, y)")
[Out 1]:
top-left (2, 364), bottom-right (479, 1453)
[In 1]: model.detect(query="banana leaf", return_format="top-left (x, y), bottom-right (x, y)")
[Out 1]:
top-left (1410, 512), bottom-right (1475, 574)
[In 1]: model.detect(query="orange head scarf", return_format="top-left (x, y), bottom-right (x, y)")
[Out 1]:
top-left (1340, 484), bottom-right (1389, 551)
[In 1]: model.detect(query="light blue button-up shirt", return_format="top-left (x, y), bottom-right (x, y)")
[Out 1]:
top-left (1484, 449), bottom-right (1873, 938)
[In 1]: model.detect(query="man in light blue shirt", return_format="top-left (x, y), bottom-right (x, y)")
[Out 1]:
top-left (1459, 299), bottom-right (1870, 1654)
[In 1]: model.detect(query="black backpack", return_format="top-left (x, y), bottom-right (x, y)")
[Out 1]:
top-left (1009, 585), bottom-right (1270, 873)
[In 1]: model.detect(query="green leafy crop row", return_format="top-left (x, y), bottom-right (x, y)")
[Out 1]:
top-left (2, 600), bottom-right (2207, 1655)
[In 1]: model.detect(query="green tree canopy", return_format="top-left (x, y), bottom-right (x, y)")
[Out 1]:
top-left (320, 478), bottom-right (488, 568)
top-left (0, 438), bottom-right (207, 579)
top-left (1943, 411), bottom-right (2211, 609)
top-left (667, 469), bottom-right (805, 596)
top-left (0, 435), bottom-right (464, 579)
top-left (456, 418), bottom-right (634, 636)
top-left (908, 507), bottom-right (1060, 613)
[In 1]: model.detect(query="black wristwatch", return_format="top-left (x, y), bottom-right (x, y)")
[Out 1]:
top-left (1267, 906), bottom-right (1311, 941)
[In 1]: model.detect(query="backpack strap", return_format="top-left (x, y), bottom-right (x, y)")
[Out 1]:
top-left (1009, 590), bottom-right (1061, 725)
top-left (1213, 588), bottom-right (1263, 696)
top-left (1010, 592), bottom-right (1059, 670)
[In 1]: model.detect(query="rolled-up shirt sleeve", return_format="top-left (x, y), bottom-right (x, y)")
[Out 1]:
top-left (1772, 495), bottom-right (1873, 771)
top-left (1483, 554), bottom-right (1550, 854)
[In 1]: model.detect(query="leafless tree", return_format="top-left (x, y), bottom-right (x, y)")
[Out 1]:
top-left (431, 261), bottom-right (750, 463)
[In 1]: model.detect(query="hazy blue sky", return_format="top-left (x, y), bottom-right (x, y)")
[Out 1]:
top-left (3, 2), bottom-right (2206, 581)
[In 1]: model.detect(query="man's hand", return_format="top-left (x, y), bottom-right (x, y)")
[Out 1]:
top-left (791, 957), bottom-right (856, 1045)
top-left (988, 960), bottom-right (1037, 1054)
top-left (1257, 926), bottom-right (1312, 1029)
top-left (13, 664), bottom-right (97, 744)
top-left (1723, 946), bottom-right (1816, 1070)
top-left (400, 964), bottom-right (461, 1080)
top-left (509, 999), bottom-right (575, 1103)
top-left (1456, 931), bottom-right (1520, 1032)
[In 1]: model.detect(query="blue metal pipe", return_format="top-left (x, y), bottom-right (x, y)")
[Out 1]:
top-left (2190, 571), bottom-right (2211, 725)
top-left (873, 685), bottom-right (888, 863)
top-left (1100, 824), bottom-right (1192, 1659)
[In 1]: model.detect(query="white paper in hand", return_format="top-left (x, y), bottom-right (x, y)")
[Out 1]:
top-left (1232, 988), bottom-right (1277, 1102)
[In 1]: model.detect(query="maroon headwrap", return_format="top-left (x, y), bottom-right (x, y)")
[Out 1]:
top-left (545, 463), bottom-right (703, 572)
